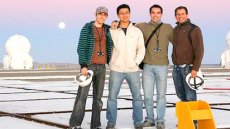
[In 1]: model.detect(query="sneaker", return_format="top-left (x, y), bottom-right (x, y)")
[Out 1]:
top-left (134, 124), bottom-right (143, 129)
top-left (156, 122), bottom-right (165, 129)
top-left (142, 120), bottom-right (155, 127)
top-left (106, 124), bottom-right (115, 129)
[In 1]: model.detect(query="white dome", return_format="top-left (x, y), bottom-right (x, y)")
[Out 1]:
top-left (227, 30), bottom-right (230, 49)
top-left (5, 34), bottom-right (31, 55)
top-left (3, 34), bottom-right (33, 70)
top-left (9, 53), bottom-right (33, 69)
top-left (3, 55), bottom-right (11, 69)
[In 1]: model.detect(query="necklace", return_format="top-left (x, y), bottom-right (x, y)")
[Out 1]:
top-left (95, 25), bottom-right (104, 56)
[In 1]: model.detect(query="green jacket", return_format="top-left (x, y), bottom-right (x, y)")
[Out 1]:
top-left (136, 22), bottom-right (173, 65)
top-left (77, 21), bottom-right (113, 68)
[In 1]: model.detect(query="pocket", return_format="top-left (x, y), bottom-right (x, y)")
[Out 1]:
top-left (127, 59), bottom-right (137, 69)
top-left (111, 51), bottom-right (121, 68)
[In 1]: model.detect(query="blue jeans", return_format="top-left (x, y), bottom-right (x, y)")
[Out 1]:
top-left (106, 70), bottom-right (143, 126)
top-left (142, 64), bottom-right (168, 123)
top-left (69, 64), bottom-right (106, 129)
top-left (172, 65), bottom-right (197, 101)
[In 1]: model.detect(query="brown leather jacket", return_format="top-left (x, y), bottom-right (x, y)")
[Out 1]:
top-left (172, 20), bottom-right (204, 71)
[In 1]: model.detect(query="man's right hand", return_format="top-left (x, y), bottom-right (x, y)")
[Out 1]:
top-left (81, 67), bottom-right (88, 76)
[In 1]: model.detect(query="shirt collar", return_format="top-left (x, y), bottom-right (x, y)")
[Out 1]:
top-left (149, 20), bottom-right (162, 25)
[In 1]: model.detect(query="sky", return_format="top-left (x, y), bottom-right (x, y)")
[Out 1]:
top-left (0, 0), bottom-right (230, 64)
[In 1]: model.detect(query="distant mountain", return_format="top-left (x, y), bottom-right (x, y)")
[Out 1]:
top-left (33, 62), bottom-right (80, 69)
top-left (0, 62), bottom-right (80, 70)
top-left (1, 62), bottom-right (221, 70)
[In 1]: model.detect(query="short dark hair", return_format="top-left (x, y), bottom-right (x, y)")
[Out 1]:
top-left (175, 6), bottom-right (188, 16)
top-left (117, 4), bottom-right (130, 14)
top-left (149, 4), bottom-right (163, 14)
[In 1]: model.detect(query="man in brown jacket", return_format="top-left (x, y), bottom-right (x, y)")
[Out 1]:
top-left (172, 6), bottom-right (204, 102)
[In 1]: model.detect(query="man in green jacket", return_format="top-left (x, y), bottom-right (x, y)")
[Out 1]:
top-left (136, 5), bottom-right (173, 129)
top-left (69, 6), bottom-right (113, 129)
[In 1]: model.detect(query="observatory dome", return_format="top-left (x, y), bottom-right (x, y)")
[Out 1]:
top-left (3, 34), bottom-right (33, 70)
top-left (226, 30), bottom-right (230, 49)
top-left (5, 34), bottom-right (31, 55)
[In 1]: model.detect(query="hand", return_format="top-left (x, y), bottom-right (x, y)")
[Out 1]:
top-left (111, 21), bottom-right (118, 29)
top-left (81, 67), bottom-right (88, 76)
top-left (191, 70), bottom-right (197, 78)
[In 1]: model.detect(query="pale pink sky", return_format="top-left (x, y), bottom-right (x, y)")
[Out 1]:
top-left (0, 0), bottom-right (230, 63)
top-left (1, 0), bottom-right (229, 24)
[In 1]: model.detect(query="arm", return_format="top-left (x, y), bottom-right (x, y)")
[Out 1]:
top-left (77, 24), bottom-right (89, 74)
top-left (135, 29), bottom-right (146, 65)
top-left (105, 25), bottom-right (114, 65)
top-left (168, 24), bottom-right (174, 43)
top-left (191, 27), bottom-right (204, 72)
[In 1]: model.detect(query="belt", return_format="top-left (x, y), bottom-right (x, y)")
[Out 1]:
top-left (175, 64), bottom-right (192, 68)
top-left (91, 64), bottom-right (105, 65)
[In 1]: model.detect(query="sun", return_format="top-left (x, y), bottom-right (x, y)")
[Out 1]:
top-left (58, 22), bottom-right (66, 30)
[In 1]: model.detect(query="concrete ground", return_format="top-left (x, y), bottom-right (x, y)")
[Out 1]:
top-left (0, 68), bottom-right (230, 129)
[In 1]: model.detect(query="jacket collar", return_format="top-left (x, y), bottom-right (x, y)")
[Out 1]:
top-left (89, 21), bottom-right (108, 32)
top-left (89, 21), bottom-right (106, 27)
top-left (117, 21), bottom-right (132, 29)
top-left (176, 19), bottom-right (191, 26)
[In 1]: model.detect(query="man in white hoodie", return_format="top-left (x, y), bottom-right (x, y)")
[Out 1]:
top-left (106, 4), bottom-right (145, 129)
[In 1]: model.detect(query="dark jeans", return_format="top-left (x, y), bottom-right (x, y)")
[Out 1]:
top-left (69, 64), bottom-right (106, 129)
top-left (172, 65), bottom-right (197, 101)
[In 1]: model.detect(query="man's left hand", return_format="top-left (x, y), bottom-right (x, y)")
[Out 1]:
top-left (191, 70), bottom-right (197, 78)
